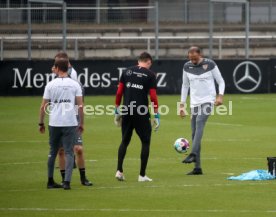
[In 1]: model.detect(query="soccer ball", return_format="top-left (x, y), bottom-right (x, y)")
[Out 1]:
top-left (174, 138), bottom-right (190, 153)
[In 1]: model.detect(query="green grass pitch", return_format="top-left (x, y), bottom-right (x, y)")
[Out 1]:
top-left (0, 94), bottom-right (276, 217)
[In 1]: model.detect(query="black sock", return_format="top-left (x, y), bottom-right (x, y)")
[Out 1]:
top-left (73, 155), bottom-right (77, 169)
top-left (117, 142), bottom-right (129, 172)
top-left (48, 177), bottom-right (54, 183)
top-left (79, 168), bottom-right (86, 181)
top-left (140, 143), bottom-right (150, 177)
top-left (60, 170), bottom-right (65, 182)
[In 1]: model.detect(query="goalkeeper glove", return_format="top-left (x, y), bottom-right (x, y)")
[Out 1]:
top-left (114, 107), bottom-right (122, 127)
top-left (152, 113), bottom-right (160, 132)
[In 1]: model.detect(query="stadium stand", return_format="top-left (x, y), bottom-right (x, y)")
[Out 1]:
top-left (1, 23), bottom-right (276, 59)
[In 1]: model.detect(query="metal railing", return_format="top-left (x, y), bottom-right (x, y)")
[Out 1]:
top-left (1, 1), bottom-right (276, 24)
top-left (1, 35), bottom-right (276, 61)
top-left (1, 1), bottom-right (276, 60)
top-left (0, 3), bottom-right (159, 60)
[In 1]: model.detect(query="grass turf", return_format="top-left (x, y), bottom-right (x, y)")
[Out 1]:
top-left (0, 94), bottom-right (276, 217)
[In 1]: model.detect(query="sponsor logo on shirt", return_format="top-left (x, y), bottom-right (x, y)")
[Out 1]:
top-left (53, 99), bottom-right (71, 103)
top-left (125, 82), bottom-right (143, 90)
top-left (131, 83), bottom-right (143, 89)
top-left (202, 64), bottom-right (208, 70)
top-left (133, 71), bottom-right (148, 77)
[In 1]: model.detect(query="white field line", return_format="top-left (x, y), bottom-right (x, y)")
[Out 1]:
top-left (95, 157), bottom-right (265, 161)
top-left (0, 140), bottom-right (47, 143)
top-left (221, 173), bottom-right (235, 176)
top-left (241, 97), bottom-right (276, 101)
top-left (0, 137), bottom-right (251, 143)
top-left (0, 182), bottom-right (270, 193)
top-left (208, 122), bottom-right (244, 127)
top-left (0, 156), bottom-right (265, 166)
top-left (204, 138), bottom-right (252, 142)
top-left (0, 161), bottom-right (44, 165)
top-left (0, 207), bottom-right (275, 213)
top-left (0, 160), bottom-right (97, 166)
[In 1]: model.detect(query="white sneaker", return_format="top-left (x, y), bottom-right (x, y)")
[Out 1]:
top-left (115, 170), bottom-right (125, 181)
top-left (138, 175), bottom-right (153, 182)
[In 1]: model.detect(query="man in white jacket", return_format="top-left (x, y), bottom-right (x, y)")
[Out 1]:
top-left (179, 46), bottom-right (225, 175)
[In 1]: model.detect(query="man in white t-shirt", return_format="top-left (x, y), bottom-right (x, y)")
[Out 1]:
top-left (52, 53), bottom-right (92, 186)
top-left (65, 65), bottom-right (92, 186)
top-left (39, 54), bottom-right (84, 190)
top-left (179, 46), bottom-right (225, 175)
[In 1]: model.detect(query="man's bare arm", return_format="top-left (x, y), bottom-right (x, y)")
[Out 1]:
top-left (76, 96), bottom-right (84, 133)
top-left (39, 99), bottom-right (48, 133)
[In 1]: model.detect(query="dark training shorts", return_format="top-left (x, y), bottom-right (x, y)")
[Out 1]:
top-left (48, 126), bottom-right (77, 150)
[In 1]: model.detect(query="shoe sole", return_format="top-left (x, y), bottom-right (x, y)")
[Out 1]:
top-left (116, 176), bottom-right (125, 181)
top-left (47, 187), bottom-right (62, 189)
top-left (63, 188), bottom-right (71, 190)
top-left (47, 186), bottom-right (63, 189)
top-left (138, 179), bottom-right (153, 182)
top-left (182, 161), bottom-right (193, 164)
top-left (182, 154), bottom-right (197, 164)
top-left (182, 159), bottom-right (196, 164)
top-left (82, 183), bottom-right (93, 186)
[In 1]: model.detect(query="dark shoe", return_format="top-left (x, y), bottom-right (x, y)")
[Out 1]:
top-left (182, 153), bottom-right (196, 164)
top-left (81, 179), bottom-right (93, 186)
top-left (47, 181), bottom-right (63, 189)
top-left (187, 168), bottom-right (203, 175)
top-left (63, 181), bottom-right (71, 190)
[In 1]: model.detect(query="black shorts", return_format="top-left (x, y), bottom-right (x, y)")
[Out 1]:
top-left (48, 126), bottom-right (77, 149)
top-left (121, 114), bottom-right (152, 144)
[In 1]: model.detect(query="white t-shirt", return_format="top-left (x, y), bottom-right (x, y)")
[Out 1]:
top-left (68, 67), bottom-right (85, 97)
top-left (181, 58), bottom-right (225, 107)
top-left (43, 77), bottom-right (82, 127)
top-left (68, 67), bottom-right (78, 81)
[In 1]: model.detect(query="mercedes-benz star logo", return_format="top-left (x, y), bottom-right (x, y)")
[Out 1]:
top-left (126, 70), bottom-right (132, 76)
top-left (233, 61), bottom-right (262, 93)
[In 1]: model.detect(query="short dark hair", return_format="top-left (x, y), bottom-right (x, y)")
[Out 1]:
top-left (138, 52), bottom-right (153, 62)
top-left (54, 57), bottom-right (69, 72)
top-left (55, 51), bottom-right (69, 59)
top-left (188, 46), bottom-right (201, 54)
